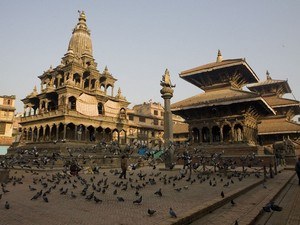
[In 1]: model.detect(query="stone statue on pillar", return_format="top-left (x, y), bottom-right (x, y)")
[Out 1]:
top-left (160, 69), bottom-right (175, 169)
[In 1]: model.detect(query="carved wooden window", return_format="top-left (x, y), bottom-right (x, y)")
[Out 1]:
top-left (128, 115), bottom-right (134, 121)
top-left (139, 117), bottom-right (146, 122)
top-left (0, 122), bottom-right (6, 135)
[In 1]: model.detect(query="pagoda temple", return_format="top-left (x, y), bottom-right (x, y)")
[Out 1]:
top-left (16, 11), bottom-right (130, 153)
top-left (248, 71), bottom-right (300, 157)
top-left (171, 51), bottom-right (275, 155)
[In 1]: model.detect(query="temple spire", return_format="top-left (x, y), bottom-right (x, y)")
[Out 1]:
top-left (216, 49), bottom-right (223, 62)
top-left (67, 11), bottom-right (93, 58)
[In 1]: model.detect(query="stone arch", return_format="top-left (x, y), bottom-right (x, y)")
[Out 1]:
top-left (119, 129), bottom-right (126, 145)
top-left (28, 127), bottom-right (33, 142)
top-left (234, 123), bottom-right (243, 142)
top-left (73, 73), bottom-right (81, 86)
top-left (202, 127), bottom-right (210, 143)
top-left (38, 126), bottom-right (44, 142)
top-left (104, 127), bottom-right (112, 142)
top-left (58, 123), bottom-right (64, 140)
top-left (212, 126), bottom-right (220, 142)
top-left (119, 108), bottom-right (126, 119)
top-left (66, 123), bottom-right (75, 140)
top-left (44, 125), bottom-right (50, 141)
top-left (100, 84), bottom-right (105, 92)
top-left (33, 127), bottom-right (38, 142)
top-left (87, 125), bottom-right (95, 142)
top-left (68, 96), bottom-right (76, 110)
top-left (222, 124), bottom-right (231, 142)
top-left (84, 79), bottom-right (89, 89)
top-left (51, 124), bottom-right (57, 140)
top-left (96, 126), bottom-right (104, 142)
top-left (77, 124), bottom-right (86, 141)
top-left (23, 128), bottom-right (27, 141)
top-left (91, 79), bottom-right (96, 89)
top-left (112, 129), bottom-right (119, 142)
top-left (192, 127), bottom-right (200, 143)
top-left (106, 84), bottom-right (113, 96)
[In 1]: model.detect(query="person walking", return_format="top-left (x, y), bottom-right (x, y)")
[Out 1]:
top-left (295, 157), bottom-right (300, 185)
top-left (119, 155), bottom-right (128, 179)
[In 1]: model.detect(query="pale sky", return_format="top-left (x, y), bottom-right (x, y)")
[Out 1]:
top-left (1, 1), bottom-right (299, 113)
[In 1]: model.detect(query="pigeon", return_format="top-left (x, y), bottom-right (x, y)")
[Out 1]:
top-left (133, 196), bottom-right (142, 204)
top-left (71, 191), bottom-right (77, 198)
top-left (270, 202), bottom-right (282, 211)
top-left (42, 194), bottom-right (49, 203)
top-left (148, 208), bottom-right (156, 216)
top-left (154, 188), bottom-right (162, 197)
top-left (94, 196), bottom-right (102, 203)
top-left (31, 190), bottom-right (42, 200)
top-left (117, 196), bottom-right (125, 202)
top-left (29, 185), bottom-right (37, 191)
top-left (263, 206), bottom-right (271, 212)
top-left (231, 199), bottom-right (236, 206)
top-left (5, 201), bottom-right (9, 209)
top-left (174, 188), bottom-right (182, 192)
top-left (221, 191), bottom-right (225, 198)
top-left (169, 207), bottom-right (177, 218)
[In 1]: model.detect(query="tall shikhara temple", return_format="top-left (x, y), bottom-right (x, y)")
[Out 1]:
top-left (171, 51), bottom-right (276, 155)
top-left (16, 11), bottom-right (130, 152)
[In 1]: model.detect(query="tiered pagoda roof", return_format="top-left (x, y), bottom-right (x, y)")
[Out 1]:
top-left (258, 117), bottom-right (300, 135)
top-left (247, 71), bottom-right (291, 96)
top-left (180, 50), bottom-right (259, 91)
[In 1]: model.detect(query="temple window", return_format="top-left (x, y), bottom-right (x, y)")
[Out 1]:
top-left (98, 103), bottom-right (104, 115)
top-left (68, 96), bottom-right (76, 110)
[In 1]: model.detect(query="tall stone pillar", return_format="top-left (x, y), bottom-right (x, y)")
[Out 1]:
top-left (160, 69), bottom-right (175, 169)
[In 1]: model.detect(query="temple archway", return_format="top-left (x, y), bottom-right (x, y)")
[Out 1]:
top-left (234, 123), bottom-right (243, 142)
top-left (192, 127), bottom-right (200, 143)
top-left (45, 125), bottom-right (50, 141)
top-left (212, 126), bottom-right (220, 142)
top-left (222, 124), bottom-right (231, 142)
top-left (202, 127), bottom-right (210, 143)
top-left (66, 123), bottom-right (75, 140)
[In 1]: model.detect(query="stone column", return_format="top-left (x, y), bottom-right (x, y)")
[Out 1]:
top-left (220, 125), bottom-right (224, 142)
top-left (63, 124), bottom-right (67, 140)
top-left (160, 69), bottom-right (175, 169)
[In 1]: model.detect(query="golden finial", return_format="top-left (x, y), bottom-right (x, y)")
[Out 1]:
top-left (216, 49), bottom-right (223, 62)
top-left (266, 70), bottom-right (271, 80)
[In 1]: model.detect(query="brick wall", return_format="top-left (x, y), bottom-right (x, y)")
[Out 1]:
top-left (0, 136), bottom-right (13, 145)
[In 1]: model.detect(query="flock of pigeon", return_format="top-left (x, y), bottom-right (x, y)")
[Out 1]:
top-left (0, 143), bottom-right (276, 224)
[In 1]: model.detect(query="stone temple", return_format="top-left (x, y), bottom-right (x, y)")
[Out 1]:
top-left (15, 11), bottom-right (130, 153)
top-left (171, 50), bottom-right (300, 157)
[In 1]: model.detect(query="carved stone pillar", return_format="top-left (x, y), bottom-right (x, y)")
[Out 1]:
top-left (160, 69), bottom-right (175, 169)
top-left (63, 124), bottom-right (67, 140)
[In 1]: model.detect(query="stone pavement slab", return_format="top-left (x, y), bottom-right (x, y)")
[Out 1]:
top-left (0, 165), bottom-right (264, 225)
top-left (190, 170), bottom-right (295, 225)
top-left (255, 175), bottom-right (300, 225)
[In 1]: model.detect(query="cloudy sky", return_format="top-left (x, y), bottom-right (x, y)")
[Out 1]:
top-left (1, 1), bottom-right (299, 113)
